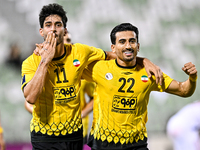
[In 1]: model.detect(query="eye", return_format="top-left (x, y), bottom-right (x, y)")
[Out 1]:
top-left (119, 40), bottom-right (125, 44)
top-left (130, 39), bottom-right (136, 43)
top-left (56, 23), bottom-right (62, 27)
top-left (45, 24), bottom-right (51, 27)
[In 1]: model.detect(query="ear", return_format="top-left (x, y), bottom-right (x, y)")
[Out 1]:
top-left (137, 43), bottom-right (140, 52)
top-left (111, 44), bottom-right (115, 53)
top-left (39, 28), bottom-right (44, 37)
top-left (64, 28), bottom-right (67, 36)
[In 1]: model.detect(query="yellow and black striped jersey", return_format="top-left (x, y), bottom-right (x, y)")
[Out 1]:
top-left (82, 59), bottom-right (173, 149)
top-left (79, 80), bottom-right (96, 138)
top-left (21, 43), bottom-right (105, 142)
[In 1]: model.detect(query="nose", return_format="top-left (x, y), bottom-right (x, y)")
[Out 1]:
top-left (125, 42), bottom-right (131, 49)
top-left (51, 25), bottom-right (56, 33)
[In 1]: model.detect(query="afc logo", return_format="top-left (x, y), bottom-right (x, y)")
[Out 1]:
top-left (112, 95), bottom-right (137, 110)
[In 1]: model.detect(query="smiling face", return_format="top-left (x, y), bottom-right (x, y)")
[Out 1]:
top-left (111, 30), bottom-right (140, 67)
top-left (39, 14), bottom-right (67, 46)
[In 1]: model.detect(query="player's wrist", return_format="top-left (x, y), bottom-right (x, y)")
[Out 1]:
top-left (189, 75), bottom-right (197, 82)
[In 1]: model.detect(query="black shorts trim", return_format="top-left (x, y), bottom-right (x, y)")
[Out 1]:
top-left (31, 128), bottom-right (83, 142)
top-left (87, 134), bottom-right (148, 150)
top-left (32, 138), bottom-right (83, 150)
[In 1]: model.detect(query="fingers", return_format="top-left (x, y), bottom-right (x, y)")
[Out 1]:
top-left (157, 67), bottom-right (163, 85)
top-left (182, 62), bottom-right (197, 75)
top-left (43, 32), bottom-right (56, 50)
top-left (52, 33), bottom-right (56, 49)
top-left (147, 66), bottom-right (163, 85)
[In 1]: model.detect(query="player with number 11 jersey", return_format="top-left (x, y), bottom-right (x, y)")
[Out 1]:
top-left (21, 43), bottom-right (106, 142)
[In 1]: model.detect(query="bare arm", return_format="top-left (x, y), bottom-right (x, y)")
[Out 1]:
top-left (165, 62), bottom-right (197, 97)
top-left (81, 99), bottom-right (94, 118)
top-left (23, 32), bottom-right (56, 104)
top-left (24, 100), bottom-right (33, 114)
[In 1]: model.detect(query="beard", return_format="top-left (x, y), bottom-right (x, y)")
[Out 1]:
top-left (123, 56), bottom-right (135, 62)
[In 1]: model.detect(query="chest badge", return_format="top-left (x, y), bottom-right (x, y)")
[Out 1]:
top-left (105, 73), bottom-right (113, 80)
top-left (141, 75), bottom-right (148, 82)
top-left (73, 59), bottom-right (80, 67)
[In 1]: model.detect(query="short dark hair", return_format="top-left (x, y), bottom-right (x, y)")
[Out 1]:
top-left (110, 23), bottom-right (139, 44)
top-left (39, 3), bottom-right (68, 28)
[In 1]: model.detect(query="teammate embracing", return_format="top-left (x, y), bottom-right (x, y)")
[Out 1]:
top-left (82, 23), bottom-right (197, 150)
top-left (21, 3), bottom-right (163, 150)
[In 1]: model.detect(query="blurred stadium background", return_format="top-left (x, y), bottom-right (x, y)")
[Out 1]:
top-left (0, 0), bottom-right (199, 149)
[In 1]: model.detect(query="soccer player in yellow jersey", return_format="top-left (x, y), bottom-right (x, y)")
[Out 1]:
top-left (82, 23), bottom-right (197, 150)
top-left (21, 3), bottom-right (165, 150)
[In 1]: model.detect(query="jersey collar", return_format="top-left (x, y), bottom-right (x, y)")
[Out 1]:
top-left (115, 59), bottom-right (137, 69)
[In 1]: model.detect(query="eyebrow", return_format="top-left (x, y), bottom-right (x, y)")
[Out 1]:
top-left (44, 21), bottom-right (63, 24)
top-left (119, 38), bottom-right (136, 41)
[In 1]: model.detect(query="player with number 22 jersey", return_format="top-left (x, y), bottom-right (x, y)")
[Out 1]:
top-left (82, 59), bottom-right (173, 149)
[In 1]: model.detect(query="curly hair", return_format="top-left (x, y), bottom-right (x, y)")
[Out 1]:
top-left (39, 3), bottom-right (68, 28)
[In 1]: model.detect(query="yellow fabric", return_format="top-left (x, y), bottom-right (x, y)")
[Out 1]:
top-left (0, 126), bottom-right (3, 133)
top-left (21, 43), bottom-right (105, 136)
top-left (80, 80), bottom-right (96, 137)
top-left (83, 59), bottom-right (173, 145)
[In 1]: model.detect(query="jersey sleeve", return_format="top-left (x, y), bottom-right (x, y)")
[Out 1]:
top-left (80, 44), bottom-right (106, 64)
top-left (152, 72), bottom-right (173, 92)
top-left (21, 54), bottom-right (40, 90)
top-left (82, 61), bottom-right (98, 82)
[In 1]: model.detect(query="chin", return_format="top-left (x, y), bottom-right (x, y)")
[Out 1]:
top-left (124, 57), bottom-right (134, 62)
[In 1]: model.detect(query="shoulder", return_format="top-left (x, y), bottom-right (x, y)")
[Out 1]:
top-left (22, 54), bottom-right (41, 69)
top-left (23, 53), bottom-right (40, 64)
top-left (90, 60), bottom-right (115, 72)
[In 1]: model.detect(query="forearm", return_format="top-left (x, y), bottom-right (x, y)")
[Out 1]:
top-left (166, 78), bottom-right (196, 97)
top-left (23, 60), bottom-right (49, 104)
top-left (180, 77), bottom-right (197, 97)
top-left (105, 51), bottom-right (117, 60)
top-left (81, 100), bottom-right (94, 118)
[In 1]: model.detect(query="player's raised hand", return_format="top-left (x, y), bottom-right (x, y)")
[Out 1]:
top-left (182, 62), bottom-right (197, 81)
top-left (34, 31), bottom-right (57, 65)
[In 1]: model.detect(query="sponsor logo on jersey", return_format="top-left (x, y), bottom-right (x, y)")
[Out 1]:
top-left (111, 95), bottom-right (137, 114)
top-left (73, 59), bottom-right (80, 67)
top-left (53, 85), bottom-right (76, 104)
top-left (122, 72), bottom-right (133, 75)
top-left (105, 73), bottom-right (113, 80)
top-left (141, 75), bottom-right (148, 82)
top-left (112, 95), bottom-right (137, 109)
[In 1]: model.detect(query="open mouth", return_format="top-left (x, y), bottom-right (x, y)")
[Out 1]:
top-left (124, 50), bottom-right (134, 56)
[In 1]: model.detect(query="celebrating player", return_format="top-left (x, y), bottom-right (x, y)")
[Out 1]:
top-left (21, 3), bottom-right (164, 150)
top-left (82, 23), bottom-right (197, 150)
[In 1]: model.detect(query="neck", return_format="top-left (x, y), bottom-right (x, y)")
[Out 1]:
top-left (116, 58), bottom-right (136, 67)
top-left (54, 42), bottom-right (65, 58)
